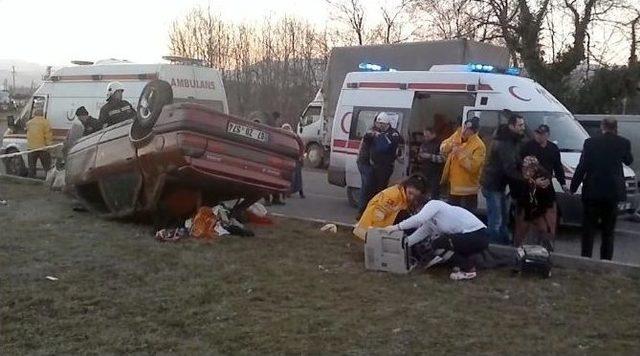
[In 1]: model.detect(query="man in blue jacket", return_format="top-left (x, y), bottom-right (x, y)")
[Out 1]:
top-left (357, 112), bottom-right (403, 215)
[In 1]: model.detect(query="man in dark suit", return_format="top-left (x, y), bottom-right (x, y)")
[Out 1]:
top-left (570, 118), bottom-right (633, 260)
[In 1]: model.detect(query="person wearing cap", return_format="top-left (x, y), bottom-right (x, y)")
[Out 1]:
top-left (370, 112), bottom-right (403, 191)
top-left (518, 124), bottom-right (567, 244)
top-left (356, 112), bottom-right (403, 215)
top-left (75, 106), bottom-right (101, 136)
top-left (440, 116), bottom-right (486, 212)
top-left (521, 124), bottom-right (568, 193)
top-left (570, 117), bottom-right (633, 260)
top-left (64, 106), bottom-right (102, 155)
top-left (98, 81), bottom-right (135, 128)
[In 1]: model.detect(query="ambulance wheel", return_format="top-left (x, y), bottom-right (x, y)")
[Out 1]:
top-left (347, 187), bottom-right (360, 208)
top-left (2, 149), bottom-right (27, 176)
top-left (131, 80), bottom-right (173, 142)
top-left (305, 143), bottom-right (324, 168)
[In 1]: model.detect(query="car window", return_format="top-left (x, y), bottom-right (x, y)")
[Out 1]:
top-left (349, 108), bottom-right (404, 140)
top-left (519, 112), bottom-right (588, 151)
top-left (466, 110), bottom-right (509, 147)
top-left (300, 106), bottom-right (321, 127)
top-left (579, 120), bottom-right (601, 137)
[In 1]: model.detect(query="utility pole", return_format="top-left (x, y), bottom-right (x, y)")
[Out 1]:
top-left (11, 65), bottom-right (16, 95)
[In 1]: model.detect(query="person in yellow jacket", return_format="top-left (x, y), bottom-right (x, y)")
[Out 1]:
top-left (353, 175), bottom-right (427, 240)
top-left (440, 117), bottom-right (486, 212)
top-left (26, 106), bottom-right (54, 178)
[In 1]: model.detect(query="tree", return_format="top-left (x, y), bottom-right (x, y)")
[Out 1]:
top-left (411, 0), bottom-right (499, 43)
top-left (325, 0), bottom-right (367, 45)
top-left (575, 65), bottom-right (640, 114)
top-left (465, 0), bottom-right (625, 101)
top-left (627, 7), bottom-right (640, 65)
top-left (376, 0), bottom-right (414, 43)
top-left (168, 7), bottom-right (329, 123)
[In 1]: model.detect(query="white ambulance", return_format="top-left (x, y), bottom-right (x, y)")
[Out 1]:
top-left (1, 57), bottom-right (228, 175)
top-left (327, 64), bottom-right (639, 224)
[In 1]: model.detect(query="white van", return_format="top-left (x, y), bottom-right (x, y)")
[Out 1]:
top-left (1, 58), bottom-right (228, 175)
top-left (296, 90), bottom-right (324, 166)
top-left (327, 64), bottom-right (639, 224)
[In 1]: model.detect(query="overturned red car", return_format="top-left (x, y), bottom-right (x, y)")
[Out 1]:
top-left (65, 81), bottom-right (303, 218)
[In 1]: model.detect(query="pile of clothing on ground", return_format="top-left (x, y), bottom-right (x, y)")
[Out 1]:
top-left (155, 203), bottom-right (271, 242)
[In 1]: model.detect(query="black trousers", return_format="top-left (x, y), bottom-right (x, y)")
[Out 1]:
top-left (372, 164), bottom-right (394, 196)
top-left (581, 199), bottom-right (618, 260)
top-left (27, 151), bottom-right (52, 178)
top-left (431, 228), bottom-right (489, 272)
top-left (448, 194), bottom-right (478, 214)
top-left (359, 163), bottom-right (394, 215)
top-left (424, 173), bottom-right (441, 200)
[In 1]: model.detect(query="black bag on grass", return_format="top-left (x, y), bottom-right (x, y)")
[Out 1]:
top-left (515, 245), bottom-right (552, 278)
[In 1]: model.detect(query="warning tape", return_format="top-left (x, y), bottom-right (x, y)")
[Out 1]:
top-left (0, 143), bottom-right (63, 159)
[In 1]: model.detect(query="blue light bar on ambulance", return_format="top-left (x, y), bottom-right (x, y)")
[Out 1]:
top-left (468, 63), bottom-right (495, 72)
top-left (468, 63), bottom-right (522, 76)
top-left (505, 67), bottom-right (522, 76)
top-left (359, 62), bottom-right (396, 72)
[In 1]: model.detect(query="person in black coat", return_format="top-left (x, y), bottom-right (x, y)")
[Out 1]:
top-left (570, 118), bottom-right (634, 260)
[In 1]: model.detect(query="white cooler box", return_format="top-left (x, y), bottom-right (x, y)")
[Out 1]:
top-left (364, 228), bottom-right (415, 274)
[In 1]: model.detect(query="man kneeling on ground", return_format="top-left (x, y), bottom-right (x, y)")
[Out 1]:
top-left (385, 198), bottom-right (489, 281)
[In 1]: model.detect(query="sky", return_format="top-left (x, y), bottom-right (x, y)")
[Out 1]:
top-left (1, 0), bottom-right (632, 71)
top-left (0, 0), bottom-right (333, 67)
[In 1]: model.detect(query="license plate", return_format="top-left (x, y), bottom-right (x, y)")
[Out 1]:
top-left (227, 122), bottom-right (268, 142)
top-left (618, 202), bottom-right (631, 211)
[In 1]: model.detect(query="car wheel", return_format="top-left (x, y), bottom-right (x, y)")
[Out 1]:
top-left (306, 143), bottom-right (324, 168)
top-left (347, 186), bottom-right (360, 208)
top-left (2, 149), bottom-right (27, 176)
top-left (130, 80), bottom-right (173, 142)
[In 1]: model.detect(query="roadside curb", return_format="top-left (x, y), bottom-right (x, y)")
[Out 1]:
top-left (0, 174), bottom-right (44, 185)
top-left (272, 213), bottom-right (640, 276)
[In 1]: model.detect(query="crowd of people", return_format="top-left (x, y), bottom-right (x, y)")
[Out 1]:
top-left (17, 84), bottom-right (635, 275)
top-left (354, 111), bottom-right (634, 280)
top-left (21, 81), bottom-right (137, 180)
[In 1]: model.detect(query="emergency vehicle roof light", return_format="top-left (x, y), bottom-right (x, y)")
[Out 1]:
top-left (468, 63), bottom-right (495, 73)
top-left (505, 67), bottom-right (522, 76)
top-left (468, 63), bottom-right (522, 76)
top-left (358, 62), bottom-right (396, 72)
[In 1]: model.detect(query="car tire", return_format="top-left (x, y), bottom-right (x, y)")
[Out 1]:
top-left (2, 149), bottom-right (27, 176)
top-left (347, 186), bottom-right (360, 208)
top-left (305, 143), bottom-right (324, 168)
top-left (130, 80), bottom-right (173, 142)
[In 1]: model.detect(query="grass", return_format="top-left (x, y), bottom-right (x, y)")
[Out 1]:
top-left (1, 181), bottom-right (640, 354)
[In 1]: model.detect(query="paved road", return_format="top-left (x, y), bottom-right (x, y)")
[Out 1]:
top-left (270, 169), bottom-right (640, 265)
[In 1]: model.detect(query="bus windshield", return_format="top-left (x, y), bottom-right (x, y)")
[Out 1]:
top-left (518, 111), bottom-right (588, 152)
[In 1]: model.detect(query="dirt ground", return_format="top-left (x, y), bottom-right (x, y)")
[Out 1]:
top-left (1, 179), bottom-right (640, 354)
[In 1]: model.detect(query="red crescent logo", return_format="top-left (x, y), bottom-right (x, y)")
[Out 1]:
top-left (340, 112), bottom-right (352, 134)
top-left (508, 86), bottom-right (531, 102)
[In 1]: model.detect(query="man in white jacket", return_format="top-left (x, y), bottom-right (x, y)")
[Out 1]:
top-left (386, 199), bottom-right (489, 280)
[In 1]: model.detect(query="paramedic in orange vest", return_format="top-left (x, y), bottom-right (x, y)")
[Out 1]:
top-left (440, 116), bottom-right (486, 212)
top-left (353, 175), bottom-right (427, 240)
top-left (26, 103), bottom-right (54, 178)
